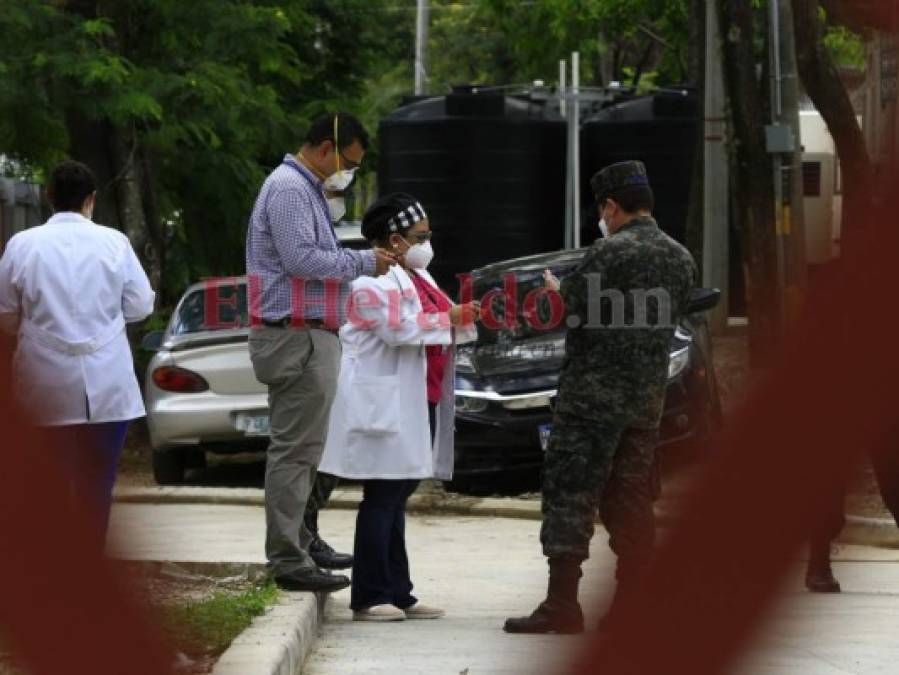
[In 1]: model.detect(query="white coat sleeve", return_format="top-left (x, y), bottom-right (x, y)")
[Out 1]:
top-left (454, 323), bottom-right (478, 345)
top-left (0, 236), bottom-right (21, 316)
top-left (348, 280), bottom-right (452, 348)
top-left (121, 238), bottom-right (156, 322)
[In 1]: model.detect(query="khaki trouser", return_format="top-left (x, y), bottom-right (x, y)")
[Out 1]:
top-left (248, 326), bottom-right (340, 576)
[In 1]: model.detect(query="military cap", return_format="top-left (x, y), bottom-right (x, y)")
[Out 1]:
top-left (590, 160), bottom-right (651, 202)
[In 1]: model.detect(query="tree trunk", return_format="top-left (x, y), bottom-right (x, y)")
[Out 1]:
top-left (792, 0), bottom-right (873, 254)
top-left (597, 30), bottom-right (614, 85)
top-left (631, 38), bottom-right (658, 89)
top-left (108, 125), bottom-right (162, 290)
top-left (719, 0), bottom-right (782, 367)
top-left (139, 148), bottom-right (166, 301)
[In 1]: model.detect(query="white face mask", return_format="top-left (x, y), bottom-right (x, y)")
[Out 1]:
top-left (404, 240), bottom-right (434, 269)
top-left (598, 218), bottom-right (609, 238)
top-left (327, 196), bottom-right (346, 223)
top-left (324, 168), bottom-right (356, 192)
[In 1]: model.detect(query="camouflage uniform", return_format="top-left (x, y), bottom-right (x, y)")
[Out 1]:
top-left (540, 166), bottom-right (696, 578)
top-left (303, 471), bottom-right (340, 537)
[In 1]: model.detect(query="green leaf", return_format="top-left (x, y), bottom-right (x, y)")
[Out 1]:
top-left (82, 18), bottom-right (116, 39)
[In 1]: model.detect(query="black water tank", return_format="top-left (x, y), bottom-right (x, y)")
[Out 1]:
top-left (580, 89), bottom-right (698, 244)
top-left (378, 88), bottom-right (566, 292)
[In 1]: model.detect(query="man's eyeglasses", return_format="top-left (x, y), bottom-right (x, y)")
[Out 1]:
top-left (337, 148), bottom-right (360, 171)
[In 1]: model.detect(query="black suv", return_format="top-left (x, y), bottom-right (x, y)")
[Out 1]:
top-left (452, 248), bottom-right (722, 483)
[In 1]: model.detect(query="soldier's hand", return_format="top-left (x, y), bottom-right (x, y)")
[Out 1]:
top-left (372, 248), bottom-right (398, 276)
top-left (543, 269), bottom-right (561, 292)
top-left (449, 301), bottom-right (481, 326)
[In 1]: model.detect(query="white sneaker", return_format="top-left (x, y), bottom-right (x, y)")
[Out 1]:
top-left (353, 604), bottom-right (406, 622)
top-left (403, 602), bottom-right (445, 619)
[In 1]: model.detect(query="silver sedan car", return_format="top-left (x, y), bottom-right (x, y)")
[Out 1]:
top-left (142, 276), bottom-right (270, 483)
top-left (143, 227), bottom-right (367, 484)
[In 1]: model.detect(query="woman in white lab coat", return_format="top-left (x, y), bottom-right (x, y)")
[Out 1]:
top-left (319, 193), bottom-right (479, 621)
top-left (0, 160), bottom-right (155, 551)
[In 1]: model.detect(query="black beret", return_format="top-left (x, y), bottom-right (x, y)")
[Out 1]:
top-left (590, 160), bottom-right (651, 202)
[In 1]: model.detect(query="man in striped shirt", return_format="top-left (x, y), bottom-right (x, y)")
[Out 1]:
top-left (246, 112), bottom-right (395, 592)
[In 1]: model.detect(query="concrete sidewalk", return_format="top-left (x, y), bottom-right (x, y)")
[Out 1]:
top-left (109, 500), bottom-right (899, 675)
top-left (113, 484), bottom-right (899, 549)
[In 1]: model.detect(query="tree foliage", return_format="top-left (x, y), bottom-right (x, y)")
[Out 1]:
top-left (0, 0), bottom-right (394, 300)
top-left (1, 0), bottom-right (699, 304)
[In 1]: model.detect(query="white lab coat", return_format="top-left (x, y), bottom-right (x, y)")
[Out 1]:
top-left (319, 266), bottom-right (476, 480)
top-left (0, 212), bottom-right (156, 426)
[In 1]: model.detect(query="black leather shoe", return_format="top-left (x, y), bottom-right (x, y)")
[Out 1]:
top-left (274, 568), bottom-right (350, 592)
top-left (309, 537), bottom-right (353, 570)
top-left (503, 599), bottom-right (584, 634)
top-left (805, 564), bottom-right (841, 593)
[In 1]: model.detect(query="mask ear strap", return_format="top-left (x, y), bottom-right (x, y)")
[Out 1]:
top-left (333, 114), bottom-right (340, 172)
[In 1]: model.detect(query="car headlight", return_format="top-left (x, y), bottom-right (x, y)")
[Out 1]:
top-left (668, 346), bottom-right (690, 380)
top-left (455, 395), bottom-right (488, 413)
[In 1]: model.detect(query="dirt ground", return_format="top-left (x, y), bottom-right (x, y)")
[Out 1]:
top-left (0, 566), bottom-right (247, 675)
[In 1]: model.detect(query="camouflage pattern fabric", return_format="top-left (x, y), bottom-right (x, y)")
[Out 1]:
top-left (540, 413), bottom-right (659, 571)
top-left (541, 215), bottom-right (695, 568)
top-left (556, 216), bottom-right (697, 428)
top-left (303, 471), bottom-right (340, 537)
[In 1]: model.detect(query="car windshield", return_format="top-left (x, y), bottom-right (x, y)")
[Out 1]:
top-left (170, 283), bottom-right (249, 335)
top-left (472, 256), bottom-right (585, 344)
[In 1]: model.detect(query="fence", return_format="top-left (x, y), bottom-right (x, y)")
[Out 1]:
top-left (0, 177), bottom-right (42, 249)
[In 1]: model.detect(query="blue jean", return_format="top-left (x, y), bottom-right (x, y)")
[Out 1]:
top-left (43, 421), bottom-right (130, 551)
top-left (350, 404), bottom-right (435, 611)
top-left (350, 478), bottom-right (420, 611)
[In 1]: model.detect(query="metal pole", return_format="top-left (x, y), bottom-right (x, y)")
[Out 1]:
top-left (562, 59), bottom-right (573, 249)
top-left (778, 0), bottom-right (808, 311)
top-left (414, 0), bottom-right (429, 95)
top-left (572, 52), bottom-right (582, 249)
top-left (559, 60), bottom-right (567, 118)
top-left (703, 0), bottom-right (730, 331)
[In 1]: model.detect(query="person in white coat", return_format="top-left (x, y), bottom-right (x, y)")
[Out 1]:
top-left (319, 193), bottom-right (480, 621)
top-left (0, 160), bottom-right (155, 551)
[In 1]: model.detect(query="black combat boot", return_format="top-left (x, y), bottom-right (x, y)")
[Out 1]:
top-left (805, 540), bottom-right (841, 593)
top-left (504, 558), bottom-right (585, 634)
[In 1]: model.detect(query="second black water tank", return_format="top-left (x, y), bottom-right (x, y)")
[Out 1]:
top-left (580, 90), bottom-right (698, 244)
top-left (378, 89), bottom-right (566, 293)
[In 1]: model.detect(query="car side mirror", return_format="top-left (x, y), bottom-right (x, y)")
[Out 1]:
top-left (141, 330), bottom-right (165, 351)
top-left (688, 288), bottom-right (721, 314)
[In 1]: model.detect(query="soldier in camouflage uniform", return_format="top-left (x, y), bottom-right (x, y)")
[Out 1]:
top-left (504, 161), bottom-right (697, 634)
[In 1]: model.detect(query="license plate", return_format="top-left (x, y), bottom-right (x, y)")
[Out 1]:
top-left (236, 413), bottom-right (270, 437)
top-left (539, 424), bottom-right (553, 452)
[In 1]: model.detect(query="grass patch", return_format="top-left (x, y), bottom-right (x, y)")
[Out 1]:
top-left (164, 581), bottom-right (280, 657)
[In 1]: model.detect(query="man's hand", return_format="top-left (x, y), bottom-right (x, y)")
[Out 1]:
top-left (372, 248), bottom-right (398, 276)
top-left (449, 301), bottom-right (481, 327)
top-left (543, 269), bottom-right (561, 292)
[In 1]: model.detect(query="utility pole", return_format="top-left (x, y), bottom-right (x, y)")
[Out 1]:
top-left (777, 0), bottom-right (808, 318)
top-left (703, 0), bottom-right (729, 331)
top-left (414, 0), bottom-right (429, 95)
top-left (767, 0), bottom-right (791, 333)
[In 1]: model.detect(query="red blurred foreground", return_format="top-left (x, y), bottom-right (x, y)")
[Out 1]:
top-left (0, 353), bottom-right (173, 672)
top-left (573, 147), bottom-right (899, 668)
